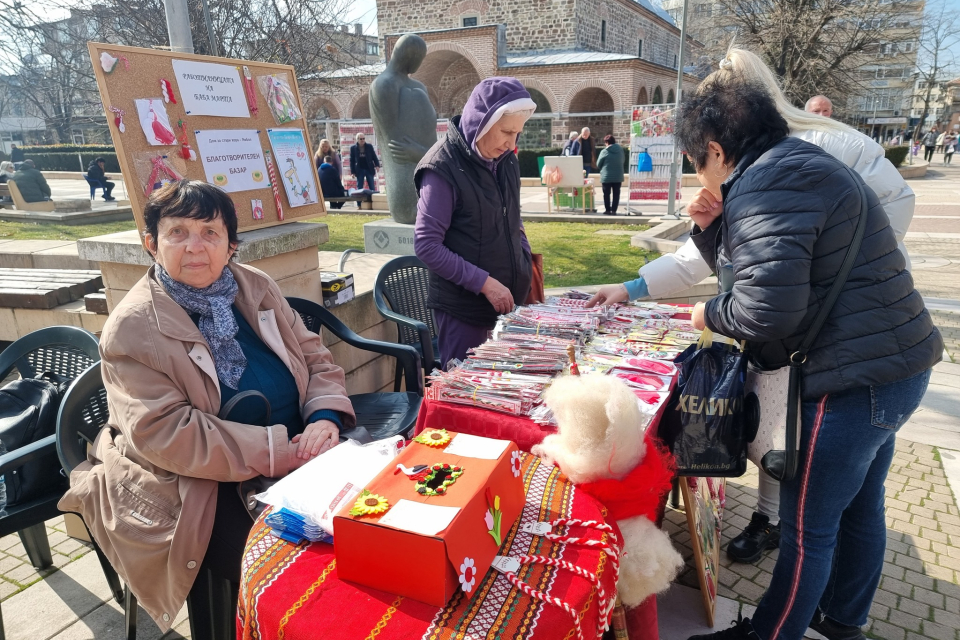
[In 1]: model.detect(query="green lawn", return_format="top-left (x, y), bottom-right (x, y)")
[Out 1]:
top-left (0, 220), bottom-right (137, 241)
top-left (0, 214), bottom-right (658, 289)
top-left (316, 214), bottom-right (658, 289)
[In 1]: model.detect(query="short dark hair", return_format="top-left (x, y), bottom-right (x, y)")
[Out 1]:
top-left (676, 76), bottom-right (789, 171)
top-left (94, 157), bottom-right (105, 164)
top-left (323, 155), bottom-right (333, 163)
top-left (143, 180), bottom-right (240, 253)
top-left (22, 159), bottom-right (35, 168)
top-left (603, 134), bottom-right (615, 145)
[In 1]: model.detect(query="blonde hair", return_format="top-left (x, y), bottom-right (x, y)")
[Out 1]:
top-left (708, 48), bottom-right (853, 136)
top-left (315, 138), bottom-right (332, 159)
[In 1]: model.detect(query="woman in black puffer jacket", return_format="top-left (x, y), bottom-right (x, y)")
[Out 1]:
top-left (680, 78), bottom-right (942, 640)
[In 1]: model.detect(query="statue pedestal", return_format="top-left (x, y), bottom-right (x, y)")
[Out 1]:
top-left (78, 222), bottom-right (329, 312)
top-left (363, 218), bottom-right (416, 256)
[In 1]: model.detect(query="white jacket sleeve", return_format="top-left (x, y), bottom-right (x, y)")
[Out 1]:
top-left (639, 236), bottom-right (714, 299)
top-left (793, 129), bottom-right (914, 269)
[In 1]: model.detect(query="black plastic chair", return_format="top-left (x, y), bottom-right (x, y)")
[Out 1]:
top-left (372, 256), bottom-right (441, 390)
top-left (286, 297), bottom-right (423, 440)
top-left (0, 326), bottom-right (100, 640)
top-left (57, 362), bottom-right (238, 640)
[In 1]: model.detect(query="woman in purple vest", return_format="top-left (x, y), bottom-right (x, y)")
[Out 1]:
top-left (414, 77), bottom-right (536, 368)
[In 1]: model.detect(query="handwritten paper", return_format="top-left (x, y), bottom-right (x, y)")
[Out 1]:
top-left (194, 130), bottom-right (268, 193)
top-left (172, 60), bottom-right (249, 118)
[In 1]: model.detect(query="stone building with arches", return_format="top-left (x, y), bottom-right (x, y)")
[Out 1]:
top-left (302, 0), bottom-right (700, 151)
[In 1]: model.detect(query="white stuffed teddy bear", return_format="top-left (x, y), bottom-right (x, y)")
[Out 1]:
top-left (532, 373), bottom-right (683, 608)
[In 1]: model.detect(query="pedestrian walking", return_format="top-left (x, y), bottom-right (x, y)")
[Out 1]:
top-left (596, 134), bottom-right (624, 215)
top-left (923, 128), bottom-right (938, 162)
top-left (944, 134), bottom-right (957, 165)
top-left (936, 131), bottom-right (946, 153)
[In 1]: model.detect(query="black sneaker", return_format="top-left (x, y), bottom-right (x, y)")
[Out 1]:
top-left (726, 511), bottom-right (780, 563)
top-left (689, 615), bottom-right (759, 640)
top-left (809, 608), bottom-right (866, 640)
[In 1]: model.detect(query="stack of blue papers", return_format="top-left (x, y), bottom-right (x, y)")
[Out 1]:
top-left (265, 508), bottom-right (333, 544)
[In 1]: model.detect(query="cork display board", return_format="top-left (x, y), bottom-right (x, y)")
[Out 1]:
top-left (88, 42), bottom-right (326, 234)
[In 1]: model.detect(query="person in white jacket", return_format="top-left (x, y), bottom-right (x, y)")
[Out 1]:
top-left (588, 47), bottom-right (915, 568)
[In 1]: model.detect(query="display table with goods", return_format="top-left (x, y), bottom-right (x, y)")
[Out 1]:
top-left (238, 296), bottom-right (699, 640)
top-left (411, 296), bottom-right (701, 639)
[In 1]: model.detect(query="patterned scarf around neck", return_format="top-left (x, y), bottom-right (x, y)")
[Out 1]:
top-left (156, 264), bottom-right (247, 389)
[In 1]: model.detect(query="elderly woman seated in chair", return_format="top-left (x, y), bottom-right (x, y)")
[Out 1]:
top-left (60, 180), bottom-right (354, 633)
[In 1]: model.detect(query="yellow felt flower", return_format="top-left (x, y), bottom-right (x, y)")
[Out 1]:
top-left (413, 429), bottom-right (452, 447)
top-left (350, 490), bottom-right (390, 516)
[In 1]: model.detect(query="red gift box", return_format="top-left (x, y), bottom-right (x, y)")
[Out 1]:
top-left (334, 431), bottom-right (524, 607)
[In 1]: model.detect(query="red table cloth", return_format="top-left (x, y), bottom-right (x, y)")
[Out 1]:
top-left (239, 452), bottom-right (621, 640)
top-left (412, 390), bottom-right (677, 640)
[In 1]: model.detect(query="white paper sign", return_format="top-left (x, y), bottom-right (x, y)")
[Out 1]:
top-left (194, 129), bottom-right (268, 193)
top-left (172, 60), bottom-right (249, 118)
top-left (444, 434), bottom-right (511, 460)
top-left (377, 500), bottom-right (460, 536)
top-left (267, 128), bottom-right (319, 208)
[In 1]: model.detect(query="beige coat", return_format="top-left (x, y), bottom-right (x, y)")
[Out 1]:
top-left (58, 263), bottom-right (355, 631)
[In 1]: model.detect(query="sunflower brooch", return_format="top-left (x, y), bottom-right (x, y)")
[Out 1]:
top-left (413, 429), bottom-right (452, 447)
top-left (349, 490), bottom-right (390, 516)
top-left (416, 463), bottom-right (464, 496)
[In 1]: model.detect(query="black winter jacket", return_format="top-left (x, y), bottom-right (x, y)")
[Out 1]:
top-left (415, 116), bottom-right (532, 326)
top-left (692, 137), bottom-right (941, 400)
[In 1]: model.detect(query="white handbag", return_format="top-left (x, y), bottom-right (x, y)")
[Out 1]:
top-left (744, 363), bottom-right (792, 469)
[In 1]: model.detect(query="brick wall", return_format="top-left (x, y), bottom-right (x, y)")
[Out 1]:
top-left (378, 0), bottom-right (578, 53)
top-left (576, 0), bottom-right (683, 69)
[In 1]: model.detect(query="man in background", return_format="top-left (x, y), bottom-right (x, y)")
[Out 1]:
top-left (805, 95), bottom-right (833, 118)
top-left (86, 157), bottom-right (116, 201)
top-left (11, 159), bottom-right (51, 203)
top-left (349, 133), bottom-right (381, 196)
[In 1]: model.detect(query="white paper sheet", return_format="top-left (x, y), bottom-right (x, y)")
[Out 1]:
top-left (194, 129), bottom-right (269, 193)
top-left (377, 500), bottom-right (460, 536)
top-left (134, 98), bottom-right (177, 146)
top-left (172, 60), bottom-right (249, 118)
top-left (444, 433), bottom-right (511, 460)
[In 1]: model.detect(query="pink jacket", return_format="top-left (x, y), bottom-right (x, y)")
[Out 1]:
top-left (58, 263), bottom-right (355, 631)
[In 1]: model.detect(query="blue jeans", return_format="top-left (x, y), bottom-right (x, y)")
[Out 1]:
top-left (355, 169), bottom-right (376, 191)
top-left (751, 369), bottom-right (931, 640)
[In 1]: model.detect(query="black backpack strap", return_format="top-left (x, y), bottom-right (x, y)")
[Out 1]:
top-left (792, 165), bottom-right (870, 364)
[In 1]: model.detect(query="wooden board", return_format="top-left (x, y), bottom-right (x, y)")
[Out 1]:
top-left (680, 476), bottom-right (726, 628)
top-left (87, 42), bottom-right (326, 236)
top-left (0, 269), bottom-right (104, 309)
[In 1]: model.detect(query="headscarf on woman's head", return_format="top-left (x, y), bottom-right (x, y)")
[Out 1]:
top-left (459, 77), bottom-right (536, 156)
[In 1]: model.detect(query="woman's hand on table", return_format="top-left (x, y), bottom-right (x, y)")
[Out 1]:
top-left (692, 302), bottom-right (707, 331)
top-left (481, 276), bottom-right (515, 314)
top-left (586, 284), bottom-right (629, 308)
top-left (292, 420), bottom-right (339, 460)
top-left (687, 188), bottom-right (723, 230)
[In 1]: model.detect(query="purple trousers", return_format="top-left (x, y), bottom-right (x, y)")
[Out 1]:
top-left (435, 310), bottom-right (492, 369)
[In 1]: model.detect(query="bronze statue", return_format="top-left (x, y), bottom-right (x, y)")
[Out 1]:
top-left (369, 34), bottom-right (438, 224)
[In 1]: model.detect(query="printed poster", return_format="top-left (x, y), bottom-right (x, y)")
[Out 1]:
top-left (194, 129), bottom-right (268, 193)
top-left (134, 98), bottom-right (177, 146)
top-left (171, 60), bottom-right (250, 118)
top-left (266, 128), bottom-right (318, 208)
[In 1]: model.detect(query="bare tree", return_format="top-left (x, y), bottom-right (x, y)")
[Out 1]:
top-left (704, 0), bottom-right (921, 110)
top-left (911, 0), bottom-right (959, 138)
top-left (0, 0), bottom-right (370, 142)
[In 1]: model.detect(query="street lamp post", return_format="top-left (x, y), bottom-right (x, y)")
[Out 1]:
top-left (664, 0), bottom-right (690, 221)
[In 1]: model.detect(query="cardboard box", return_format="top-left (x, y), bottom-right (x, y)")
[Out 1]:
top-left (334, 432), bottom-right (524, 607)
top-left (321, 272), bottom-right (355, 309)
